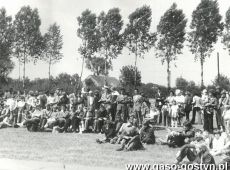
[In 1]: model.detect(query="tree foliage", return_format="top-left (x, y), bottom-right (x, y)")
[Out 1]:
top-left (0, 8), bottom-right (14, 79)
top-left (124, 5), bottom-right (156, 58)
top-left (213, 74), bottom-right (230, 91)
top-left (222, 7), bottom-right (230, 56)
top-left (85, 57), bottom-right (112, 76)
top-left (43, 23), bottom-right (63, 79)
top-left (188, 0), bottom-right (223, 87)
top-left (77, 9), bottom-right (99, 59)
top-left (119, 65), bottom-right (141, 92)
top-left (77, 9), bottom-right (99, 79)
top-left (156, 3), bottom-right (187, 88)
top-left (175, 76), bottom-right (188, 91)
top-left (13, 6), bottom-right (43, 87)
top-left (124, 5), bottom-right (156, 87)
top-left (97, 8), bottom-right (124, 65)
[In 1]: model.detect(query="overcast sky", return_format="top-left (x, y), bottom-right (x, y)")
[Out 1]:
top-left (2, 0), bottom-right (230, 86)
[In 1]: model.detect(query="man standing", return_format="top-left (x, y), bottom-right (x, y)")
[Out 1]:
top-left (99, 86), bottom-right (112, 120)
top-left (155, 88), bottom-right (165, 125)
top-left (218, 90), bottom-right (230, 132)
top-left (133, 89), bottom-right (143, 127)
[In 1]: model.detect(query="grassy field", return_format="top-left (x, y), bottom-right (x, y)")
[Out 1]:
top-left (0, 128), bottom-right (180, 169)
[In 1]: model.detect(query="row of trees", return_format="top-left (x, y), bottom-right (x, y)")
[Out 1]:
top-left (77, 0), bottom-right (230, 89)
top-left (0, 73), bottom-right (81, 94)
top-left (0, 6), bottom-right (63, 88)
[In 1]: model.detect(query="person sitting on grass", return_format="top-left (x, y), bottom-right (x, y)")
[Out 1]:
top-left (23, 105), bottom-right (43, 132)
top-left (68, 105), bottom-right (81, 133)
top-left (55, 105), bottom-right (70, 133)
top-left (140, 120), bottom-right (155, 144)
top-left (212, 132), bottom-right (230, 169)
top-left (0, 105), bottom-right (12, 129)
top-left (39, 104), bottom-right (52, 131)
top-left (96, 120), bottom-right (117, 144)
top-left (159, 120), bottom-right (195, 148)
top-left (94, 104), bottom-right (107, 133)
top-left (175, 142), bottom-right (215, 166)
top-left (115, 116), bottom-right (143, 151)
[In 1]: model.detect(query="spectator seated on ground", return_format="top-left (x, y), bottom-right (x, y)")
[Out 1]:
top-left (82, 107), bottom-right (95, 133)
top-left (176, 142), bottom-right (215, 166)
top-left (23, 105), bottom-right (42, 132)
top-left (0, 105), bottom-right (12, 128)
top-left (94, 105), bottom-right (107, 133)
top-left (114, 116), bottom-right (144, 151)
top-left (96, 120), bottom-right (117, 144)
top-left (212, 133), bottom-right (230, 169)
top-left (159, 121), bottom-right (195, 148)
top-left (140, 120), bottom-right (155, 144)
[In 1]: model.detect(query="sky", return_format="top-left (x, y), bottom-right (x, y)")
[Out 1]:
top-left (2, 0), bottom-right (230, 87)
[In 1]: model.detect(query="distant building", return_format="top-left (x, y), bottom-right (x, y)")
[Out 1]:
top-left (83, 75), bottom-right (120, 90)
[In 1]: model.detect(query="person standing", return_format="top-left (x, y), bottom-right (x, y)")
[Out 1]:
top-left (203, 90), bottom-right (217, 133)
top-left (191, 92), bottom-right (202, 125)
top-left (218, 90), bottom-right (230, 132)
top-left (133, 89), bottom-right (143, 127)
top-left (99, 86), bottom-right (112, 120)
top-left (155, 88), bottom-right (165, 125)
top-left (184, 91), bottom-right (193, 122)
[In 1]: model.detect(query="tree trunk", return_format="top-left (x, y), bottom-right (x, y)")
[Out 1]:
top-left (48, 56), bottom-right (51, 80)
top-left (167, 60), bottom-right (171, 90)
top-left (23, 55), bottom-right (26, 89)
top-left (18, 58), bottom-right (20, 81)
top-left (104, 50), bottom-right (108, 86)
top-left (200, 58), bottom-right (204, 88)
top-left (134, 43), bottom-right (138, 89)
top-left (48, 56), bottom-right (51, 89)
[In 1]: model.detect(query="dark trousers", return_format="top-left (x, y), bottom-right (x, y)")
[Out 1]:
top-left (94, 119), bottom-right (104, 132)
top-left (176, 144), bottom-right (197, 163)
top-left (24, 118), bottom-right (40, 132)
top-left (162, 110), bottom-right (170, 126)
top-left (216, 108), bottom-right (224, 130)
top-left (85, 118), bottom-right (94, 131)
top-left (71, 117), bottom-right (81, 132)
top-left (185, 109), bottom-right (191, 121)
top-left (203, 111), bottom-right (213, 133)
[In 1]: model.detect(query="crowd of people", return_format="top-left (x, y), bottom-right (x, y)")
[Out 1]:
top-left (0, 85), bottom-right (230, 167)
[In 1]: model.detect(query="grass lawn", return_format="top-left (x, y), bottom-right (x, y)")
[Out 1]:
top-left (0, 128), bottom-right (180, 169)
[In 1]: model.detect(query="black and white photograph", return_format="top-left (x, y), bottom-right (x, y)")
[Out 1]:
top-left (0, 0), bottom-right (230, 170)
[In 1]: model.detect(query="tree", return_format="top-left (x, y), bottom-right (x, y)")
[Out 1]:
top-left (43, 23), bottom-right (63, 80)
top-left (156, 3), bottom-right (187, 89)
top-left (85, 57), bottom-right (112, 76)
top-left (213, 74), bottom-right (230, 91)
top-left (188, 0), bottom-right (223, 87)
top-left (124, 5), bottom-right (156, 88)
top-left (97, 8), bottom-right (124, 75)
top-left (175, 76), bottom-right (188, 91)
top-left (13, 6), bottom-right (43, 88)
top-left (54, 73), bottom-right (81, 93)
top-left (77, 9), bottom-right (99, 81)
top-left (119, 65), bottom-right (141, 92)
top-left (223, 7), bottom-right (230, 57)
top-left (0, 8), bottom-right (14, 81)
